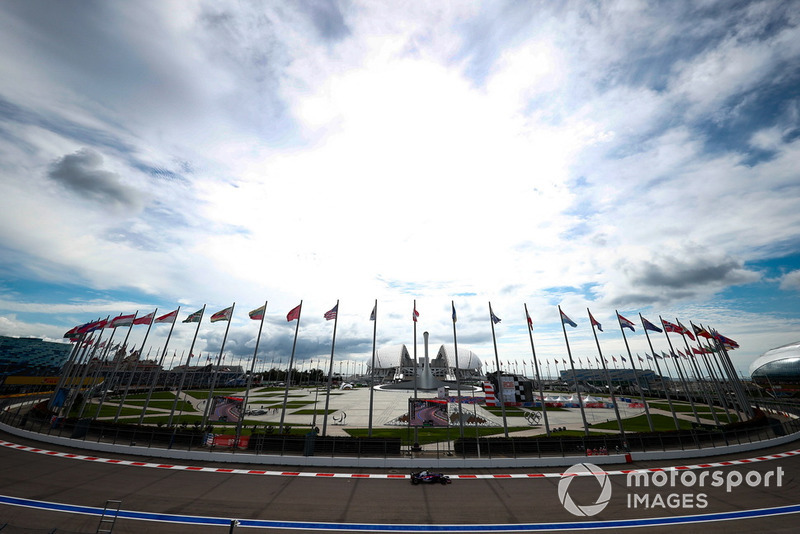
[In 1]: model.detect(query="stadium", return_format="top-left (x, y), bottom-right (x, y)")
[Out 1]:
top-left (368, 344), bottom-right (483, 382)
top-left (749, 341), bottom-right (800, 398)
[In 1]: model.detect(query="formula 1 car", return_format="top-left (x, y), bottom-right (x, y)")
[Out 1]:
top-left (410, 471), bottom-right (452, 485)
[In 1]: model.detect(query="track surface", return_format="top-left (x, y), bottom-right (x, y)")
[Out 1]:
top-left (1, 433), bottom-right (799, 533)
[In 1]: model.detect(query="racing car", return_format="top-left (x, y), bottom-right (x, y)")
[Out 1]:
top-left (410, 470), bottom-right (452, 485)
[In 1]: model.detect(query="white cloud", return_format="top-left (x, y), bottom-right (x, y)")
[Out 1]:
top-left (780, 270), bottom-right (800, 291)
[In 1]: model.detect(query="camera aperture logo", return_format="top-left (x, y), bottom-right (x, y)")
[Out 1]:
top-left (558, 463), bottom-right (612, 517)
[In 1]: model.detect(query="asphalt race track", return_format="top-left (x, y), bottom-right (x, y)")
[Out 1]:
top-left (1, 431), bottom-right (799, 533)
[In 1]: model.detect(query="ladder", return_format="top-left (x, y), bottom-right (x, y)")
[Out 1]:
top-left (96, 499), bottom-right (122, 533)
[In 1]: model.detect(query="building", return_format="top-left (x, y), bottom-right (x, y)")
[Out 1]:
top-left (367, 344), bottom-right (483, 382)
top-left (749, 341), bottom-right (800, 398)
top-left (0, 336), bottom-right (73, 394)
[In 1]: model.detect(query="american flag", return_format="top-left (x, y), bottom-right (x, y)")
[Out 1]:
top-left (324, 304), bottom-right (338, 321)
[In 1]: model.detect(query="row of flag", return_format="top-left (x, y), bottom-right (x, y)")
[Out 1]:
top-left (64, 302), bottom-right (737, 350)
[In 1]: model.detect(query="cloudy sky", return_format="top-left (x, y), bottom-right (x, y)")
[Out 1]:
top-left (1, 1), bottom-right (798, 378)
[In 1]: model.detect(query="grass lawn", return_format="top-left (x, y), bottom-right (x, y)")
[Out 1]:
top-left (291, 409), bottom-right (336, 415)
top-left (344, 426), bottom-right (530, 445)
top-left (591, 413), bottom-right (694, 432)
top-left (126, 391), bottom-right (176, 400)
top-left (123, 400), bottom-right (196, 411)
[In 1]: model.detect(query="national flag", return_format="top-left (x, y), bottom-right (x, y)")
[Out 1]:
top-left (491, 311), bottom-right (501, 324)
top-left (713, 331), bottom-right (739, 349)
top-left (692, 347), bottom-right (703, 355)
top-left (183, 308), bottom-right (203, 323)
top-left (64, 322), bottom-right (91, 339)
top-left (85, 319), bottom-right (107, 332)
top-left (692, 323), bottom-right (713, 339)
top-left (641, 316), bottom-right (662, 333)
top-left (677, 321), bottom-right (695, 340)
top-left (654, 353), bottom-right (662, 359)
top-left (621, 356), bottom-right (627, 362)
top-left (617, 313), bottom-right (636, 331)
top-left (662, 319), bottom-right (682, 335)
top-left (562, 359), bottom-right (567, 364)
top-left (560, 309), bottom-right (577, 328)
top-left (412, 306), bottom-right (419, 322)
top-left (646, 353), bottom-right (653, 360)
top-left (249, 305), bottom-right (266, 320)
top-left (662, 351), bottom-right (671, 359)
top-left (324, 304), bottom-right (338, 321)
top-left (287, 304), bottom-right (302, 322)
top-left (612, 356), bottom-right (617, 363)
top-left (452, 303), bottom-right (457, 323)
top-left (211, 306), bottom-right (233, 323)
top-left (526, 310), bottom-right (533, 329)
top-left (369, 303), bottom-right (376, 321)
top-left (156, 309), bottom-right (179, 324)
top-left (589, 311), bottom-right (602, 331)
top-left (638, 355), bottom-right (644, 362)
top-left (133, 312), bottom-right (154, 325)
top-left (109, 313), bottom-right (136, 328)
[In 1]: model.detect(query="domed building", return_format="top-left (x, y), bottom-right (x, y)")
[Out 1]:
top-left (368, 344), bottom-right (483, 383)
top-left (749, 341), bottom-right (800, 398)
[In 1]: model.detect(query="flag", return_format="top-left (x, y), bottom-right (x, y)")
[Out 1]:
top-left (156, 309), bottom-right (179, 324)
top-left (324, 304), bottom-right (338, 321)
top-left (646, 353), bottom-right (653, 360)
top-left (133, 312), bottom-right (154, 325)
top-left (589, 311), bottom-right (602, 331)
top-left (287, 304), bottom-right (301, 322)
top-left (612, 356), bottom-right (617, 363)
top-left (662, 351), bottom-right (671, 359)
top-left (452, 303), bottom-right (457, 323)
top-left (183, 308), bottom-right (203, 323)
top-left (692, 323), bottom-right (712, 339)
top-left (526, 310), bottom-right (533, 329)
top-left (662, 319), bottom-right (682, 335)
top-left (109, 314), bottom-right (136, 328)
top-left (249, 305), bottom-right (266, 320)
top-left (491, 311), bottom-right (501, 324)
top-left (677, 321), bottom-right (695, 340)
top-left (638, 355), bottom-right (644, 362)
top-left (617, 313), bottom-right (636, 331)
top-left (369, 303), bottom-right (376, 321)
top-left (622, 356), bottom-right (627, 362)
top-left (654, 353), bottom-right (662, 359)
top-left (64, 322), bottom-right (91, 339)
top-left (692, 347), bottom-right (703, 355)
top-left (713, 331), bottom-right (739, 349)
top-left (85, 319), bottom-right (107, 332)
top-left (641, 316), bottom-right (662, 333)
top-left (211, 306), bottom-right (233, 323)
top-left (560, 309), bottom-right (577, 328)
top-left (412, 306), bottom-right (419, 322)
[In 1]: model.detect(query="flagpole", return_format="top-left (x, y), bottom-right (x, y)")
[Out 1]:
top-left (588, 309), bottom-right (626, 443)
top-left (448, 300), bottom-right (463, 439)
top-left (64, 330), bottom-right (99, 418)
top-left (237, 301), bottom-right (267, 445)
top-left (411, 300), bottom-right (419, 446)
top-left (640, 314), bottom-right (682, 432)
top-left (691, 323), bottom-right (734, 422)
top-left (168, 305), bottom-right (205, 427)
top-left (659, 317), bottom-right (702, 426)
top-left (322, 300), bottom-right (338, 436)
top-left (488, 302), bottom-right (508, 438)
top-left (559, 306), bottom-right (590, 436)
top-left (368, 299), bottom-right (377, 437)
top-left (279, 301), bottom-right (302, 434)
top-left (114, 308), bottom-right (158, 423)
top-left (677, 324), bottom-right (720, 427)
top-left (616, 311), bottom-right (654, 432)
top-left (525, 304), bottom-right (550, 436)
top-left (202, 303), bottom-right (236, 428)
top-left (94, 311), bottom-right (138, 419)
top-left (138, 307), bottom-right (180, 426)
